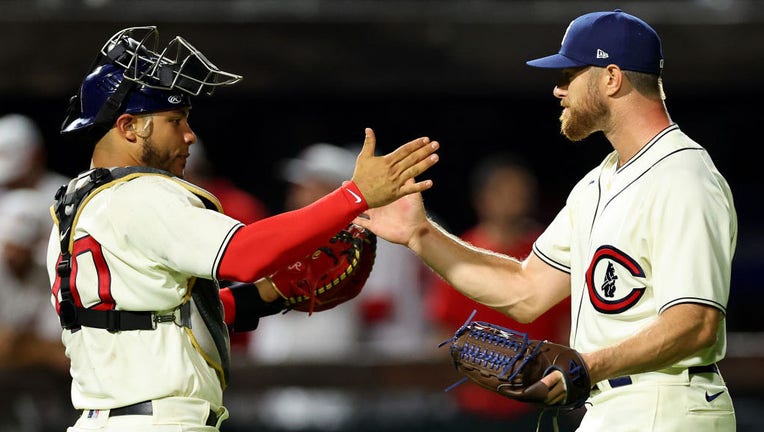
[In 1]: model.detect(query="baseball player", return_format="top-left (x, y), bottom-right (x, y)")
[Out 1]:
top-left (355, 9), bottom-right (737, 431)
top-left (47, 26), bottom-right (439, 432)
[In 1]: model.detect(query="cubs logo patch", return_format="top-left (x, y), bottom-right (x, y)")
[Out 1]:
top-left (585, 245), bottom-right (646, 314)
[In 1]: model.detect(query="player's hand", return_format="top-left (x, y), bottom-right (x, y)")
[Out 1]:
top-left (351, 128), bottom-right (439, 209)
top-left (353, 179), bottom-right (428, 248)
top-left (541, 369), bottom-right (568, 405)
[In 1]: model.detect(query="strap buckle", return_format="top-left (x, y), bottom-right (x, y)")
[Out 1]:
top-left (57, 259), bottom-right (71, 277)
top-left (152, 303), bottom-right (191, 329)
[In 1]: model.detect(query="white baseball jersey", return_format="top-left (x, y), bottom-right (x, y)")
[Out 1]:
top-left (47, 171), bottom-right (243, 411)
top-left (533, 125), bottom-right (737, 368)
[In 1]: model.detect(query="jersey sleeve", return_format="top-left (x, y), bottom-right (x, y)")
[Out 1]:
top-left (648, 164), bottom-right (737, 314)
top-left (533, 204), bottom-right (572, 274)
top-left (103, 176), bottom-right (242, 279)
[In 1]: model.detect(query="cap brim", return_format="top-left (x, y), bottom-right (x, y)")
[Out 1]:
top-left (526, 53), bottom-right (588, 69)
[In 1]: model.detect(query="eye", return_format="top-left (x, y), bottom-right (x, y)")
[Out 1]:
top-left (557, 67), bottom-right (587, 87)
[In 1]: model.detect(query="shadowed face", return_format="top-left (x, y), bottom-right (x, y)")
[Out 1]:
top-left (135, 108), bottom-right (196, 177)
top-left (556, 67), bottom-right (609, 142)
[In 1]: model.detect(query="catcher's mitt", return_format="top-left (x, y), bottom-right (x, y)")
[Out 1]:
top-left (441, 311), bottom-right (591, 410)
top-left (268, 223), bottom-right (376, 314)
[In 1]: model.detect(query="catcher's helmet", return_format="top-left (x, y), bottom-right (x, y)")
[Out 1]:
top-left (61, 63), bottom-right (192, 134)
top-left (61, 26), bottom-right (241, 140)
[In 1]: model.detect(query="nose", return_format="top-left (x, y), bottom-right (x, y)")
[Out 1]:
top-left (553, 85), bottom-right (565, 100)
top-left (185, 127), bottom-right (196, 145)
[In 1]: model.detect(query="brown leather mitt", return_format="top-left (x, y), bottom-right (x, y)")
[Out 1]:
top-left (441, 311), bottom-right (591, 409)
top-left (267, 223), bottom-right (376, 315)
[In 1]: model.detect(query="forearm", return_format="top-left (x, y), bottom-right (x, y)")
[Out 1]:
top-left (218, 182), bottom-right (367, 282)
top-left (584, 303), bottom-right (722, 383)
top-left (412, 219), bottom-right (563, 323)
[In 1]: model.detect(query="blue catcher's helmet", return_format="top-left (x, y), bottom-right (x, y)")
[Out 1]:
top-left (61, 63), bottom-right (192, 134)
top-left (61, 26), bottom-right (241, 139)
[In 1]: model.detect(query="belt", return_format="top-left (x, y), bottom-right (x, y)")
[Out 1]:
top-left (109, 400), bottom-right (218, 427)
top-left (593, 364), bottom-right (718, 391)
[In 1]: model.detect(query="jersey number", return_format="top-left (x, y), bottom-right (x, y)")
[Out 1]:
top-left (53, 235), bottom-right (115, 313)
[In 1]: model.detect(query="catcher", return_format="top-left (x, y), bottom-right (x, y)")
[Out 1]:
top-left (48, 26), bottom-right (438, 432)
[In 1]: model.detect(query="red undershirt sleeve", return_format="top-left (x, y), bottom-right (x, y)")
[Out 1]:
top-left (219, 287), bottom-right (235, 325)
top-left (217, 181), bottom-right (368, 282)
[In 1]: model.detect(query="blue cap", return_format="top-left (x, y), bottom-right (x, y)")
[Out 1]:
top-left (526, 9), bottom-right (664, 75)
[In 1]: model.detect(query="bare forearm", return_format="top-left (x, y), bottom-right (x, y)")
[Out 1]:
top-left (411, 218), bottom-right (563, 323)
top-left (584, 303), bottom-right (721, 383)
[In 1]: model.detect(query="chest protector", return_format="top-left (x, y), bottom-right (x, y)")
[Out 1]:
top-left (53, 166), bottom-right (232, 388)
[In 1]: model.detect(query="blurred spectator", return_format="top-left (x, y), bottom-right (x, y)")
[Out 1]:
top-left (244, 143), bottom-right (360, 432)
top-left (0, 189), bottom-right (67, 369)
top-left (0, 114), bottom-right (69, 267)
top-left (251, 141), bottom-right (433, 362)
top-left (0, 114), bottom-right (68, 200)
top-left (244, 142), bottom-right (434, 431)
top-left (0, 189), bottom-right (70, 432)
top-left (0, 113), bottom-right (68, 369)
top-left (185, 137), bottom-right (270, 353)
top-left (248, 143), bottom-right (363, 364)
top-left (425, 153), bottom-right (571, 430)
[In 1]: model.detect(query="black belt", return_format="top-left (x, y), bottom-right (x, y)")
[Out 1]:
top-left (593, 364), bottom-right (718, 390)
top-left (109, 401), bottom-right (218, 427)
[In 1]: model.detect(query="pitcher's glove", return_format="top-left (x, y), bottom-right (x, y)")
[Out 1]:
top-left (441, 311), bottom-right (591, 409)
top-left (266, 223), bottom-right (376, 315)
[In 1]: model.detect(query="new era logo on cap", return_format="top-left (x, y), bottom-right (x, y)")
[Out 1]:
top-left (526, 9), bottom-right (664, 75)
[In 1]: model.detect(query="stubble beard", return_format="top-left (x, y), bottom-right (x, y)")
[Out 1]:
top-left (559, 80), bottom-right (609, 142)
top-left (141, 137), bottom-right (174, 175)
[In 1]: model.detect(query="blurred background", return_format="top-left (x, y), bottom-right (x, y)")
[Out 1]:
top-left (0, 0), bottom-right (762, 431)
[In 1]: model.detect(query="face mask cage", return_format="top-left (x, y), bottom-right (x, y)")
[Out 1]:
top-left (101, 26), bottom-right (242, 96)
top-left (61, 26), bottom-right (242, 140)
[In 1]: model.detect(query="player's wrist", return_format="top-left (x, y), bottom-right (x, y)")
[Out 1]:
top-left (410, 217), bottom-right (440, 253)
top-left (581, 351), bottom-right (608, 384)
top-left (255, 277), bottom-right (281, 302)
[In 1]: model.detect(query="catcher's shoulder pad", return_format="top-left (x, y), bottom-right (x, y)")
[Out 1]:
top-left (269, 223), bottom-right (376, 314)
top-left (441, 310), bottom-right (590, 409)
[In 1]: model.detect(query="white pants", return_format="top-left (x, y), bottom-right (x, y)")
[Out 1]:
top-left (579, 369), bottom-right (735, 431)
top-left (68, 397), bottom-right (229, 432)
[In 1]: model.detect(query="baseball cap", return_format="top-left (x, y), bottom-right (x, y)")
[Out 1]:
top-left (279, 143), bottom-right (356, 187)
top-left (0, 114), bottom-right (42, 185)
top-left (526, 9), bottom-right (664, 75)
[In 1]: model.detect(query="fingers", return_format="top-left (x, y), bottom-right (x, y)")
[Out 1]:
top-left (387, 136), bottom-right (436, 169)
top-left (391, 141), bottom-right (438, 198)
top-left (359, 128), bottom-right (377, 159)
top-left (399, 145), bottom-right (439, 182)
top-left (398, 178), bottom-right (434, 195)
top-left (541, 370), bottom-right (567, 405)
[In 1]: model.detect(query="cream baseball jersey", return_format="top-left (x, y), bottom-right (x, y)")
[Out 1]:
top-left (47, 171), bottom-right (243, 411)
top-left (533, 125), bottom-right (737, 368)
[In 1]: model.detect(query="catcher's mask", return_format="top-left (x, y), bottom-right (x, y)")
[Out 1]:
top-left (61, 26), bottom-right (242, 143)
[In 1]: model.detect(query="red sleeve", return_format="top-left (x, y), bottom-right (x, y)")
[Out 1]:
top-left (217, 181), bottom-right (368, 282)
top-left (219, 287), bottom-right (235, 325)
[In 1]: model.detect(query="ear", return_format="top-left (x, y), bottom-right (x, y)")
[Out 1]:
top-left (604, 64), bottom-right (623, 96)
top-left (115, 114), bottom-right (138, 142)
